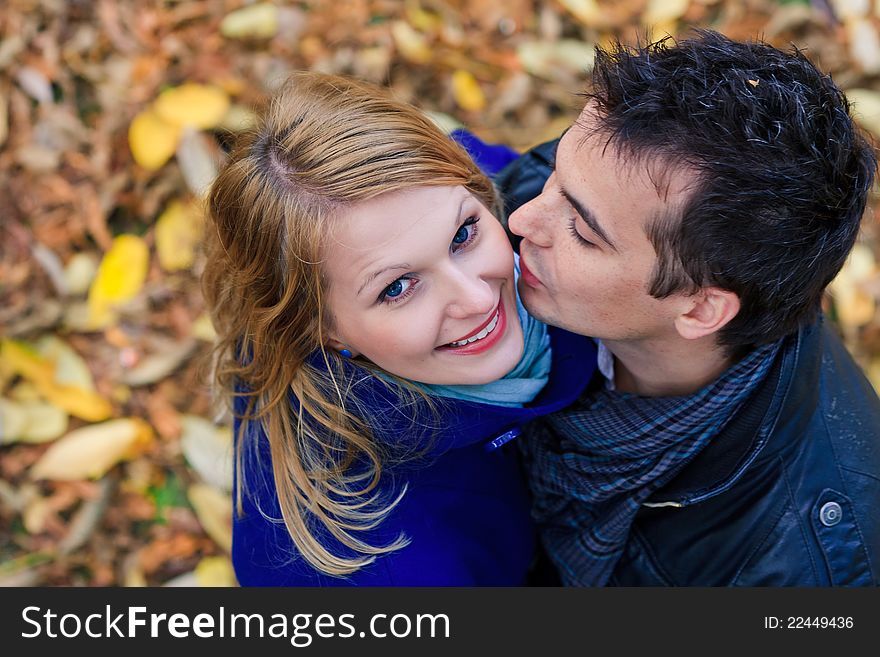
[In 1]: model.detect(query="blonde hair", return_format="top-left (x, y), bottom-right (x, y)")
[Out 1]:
top-left (202, 71), bottom-right (500, 576)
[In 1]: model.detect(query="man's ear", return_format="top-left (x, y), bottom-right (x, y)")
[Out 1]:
top-left (674, 287), bottom-right (740, 340)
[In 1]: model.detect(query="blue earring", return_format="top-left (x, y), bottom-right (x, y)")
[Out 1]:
top-left (339, 348), bottom-right (353, 358)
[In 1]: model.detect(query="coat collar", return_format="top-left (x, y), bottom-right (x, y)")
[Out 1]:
top-left (644, 317), bottom-right (822, 506)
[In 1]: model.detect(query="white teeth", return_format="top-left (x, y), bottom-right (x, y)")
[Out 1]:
top-left (448, 310), bottom-right (500, 347)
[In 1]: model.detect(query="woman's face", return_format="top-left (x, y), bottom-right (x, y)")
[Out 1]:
top-left (323, 185), bottom-right (524, 385)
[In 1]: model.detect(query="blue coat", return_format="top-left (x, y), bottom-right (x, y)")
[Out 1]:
top-left (232, 327), bottom-right (596, 586)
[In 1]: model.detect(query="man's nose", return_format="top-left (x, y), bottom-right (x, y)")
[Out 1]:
top-left (444, 268), bottom-right (496, 319)
top-left (508, 196), bottom-right (552, 247)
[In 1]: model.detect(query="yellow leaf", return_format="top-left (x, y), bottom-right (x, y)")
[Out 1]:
top-left (0, 398), bottom-right (29, 444)
top-left (1, 339), bottom-right (54, 384)
top-left (128, 109), bottom-right (180, 171)
top-left (845, 88), bottom-right (880, 137)
top-left (0, 398), bottom-right (68, 444)
top-left (194, 556), bottom-right (238, 587)
top-left (176, 129), bottom-right (219, 198)
top-left (391, 21), bottom-right (432, 64)
top-left (831, 0), bottom-right (871, 20)
top-left (220, 2), bottom-right (279, 39)
top-left (517, 40), bottom-right (597, 81)
top-left (30, 418), bottom-right (154, 481)
top-left (218, 104), bottom-right (258, 132)
top-left (847, 18), bottom-right (880, 74)
top-left (830, 244), bottom-right (877, 328)
top-left (39, 383), bottom-right (113, 422)
top-left (644, 0), bottom-right (690, 24)
top-left (0, 339), bottom-right (111, 421)
top-left (87, 235), bottom-right (150, 328)
top-left (192, 313), bottom-right (218, 342)
top-left (36, 336), bottom-right (95, 391)
top-left (451, 70), bottom-right (486, 112)
top-left (181, 415), bottom-right (233, 492)
top-left (155, 200), bottom-right (204, 272)
top-left (62, 252), bottom-right (98, 296)
top-left (154, 83), bottom-right (231, 130)
top-left (188, 483), bottom-right (233, 552)
top-left (559, 0), bottom-right (602, 26)
top-left (868, 358), bottom-right (880, 396)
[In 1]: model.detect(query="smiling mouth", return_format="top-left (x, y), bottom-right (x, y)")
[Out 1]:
top-left (445, 308), bottom-right (500, 347)
top-left (436, 297), bottom-right (505, 351)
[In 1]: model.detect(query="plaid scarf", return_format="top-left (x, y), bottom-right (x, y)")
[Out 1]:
top-left (521, 341), bottom-right (780, 586)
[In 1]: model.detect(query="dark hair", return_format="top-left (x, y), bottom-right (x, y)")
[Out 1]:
top-left (583, 30), bottom-right (877, 350)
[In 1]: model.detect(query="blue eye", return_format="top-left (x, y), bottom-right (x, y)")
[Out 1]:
top-left (379, 276), bottom-right (416, 303)
top-left (386, 279), bottom-right (404, 298)
top-left (453, 225), bottom-right (470, 244)
top-left (451, 216), bottom-right (480, 252)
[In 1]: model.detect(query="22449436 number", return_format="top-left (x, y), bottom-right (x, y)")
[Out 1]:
top-left (764, 617), bottom-right (854, 629)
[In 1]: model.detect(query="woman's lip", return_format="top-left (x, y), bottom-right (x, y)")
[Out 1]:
top-left (519, 255), bottom-right (542, 287)
top-left (446, 303), bottom-right (500, 344)
top-left (436, 298), bottom-right (507, 355)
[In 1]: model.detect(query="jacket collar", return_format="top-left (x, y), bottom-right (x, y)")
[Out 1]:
top-left (645, 317), bottom-right (822, 507)
top-left (307, 327), bottom-right (596, 457)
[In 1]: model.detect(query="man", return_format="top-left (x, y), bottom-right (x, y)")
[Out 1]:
top-left (496, 30), bottom-right (880, 586)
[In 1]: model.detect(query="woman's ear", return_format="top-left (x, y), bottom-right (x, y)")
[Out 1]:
top-left (674, 287), bottom-right (740, 341)
top-left (324, 337), bottom-right (359, 358)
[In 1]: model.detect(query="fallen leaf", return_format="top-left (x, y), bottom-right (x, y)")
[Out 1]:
top-left (154, 83), bottom-right (231, 130)
top-left (30, 418), bottom-right (154, 481)
top-left (2, 337), bottom-right (107, 420)
top-left (128, 108), bottom-right (180, 171)
top-left (0, 398), bottom-right (68, 444)
top-left (218, 104), bottom-right (258, 132)
top-left (220, 2), bottom-right (279, 39)
top-left (831, 0), bottom-right (870, 20)
top-left (155, 199), bottom-right (204, 271)
top-left (0, 83), bottom-right (8, 148)
top-left (195, 556), bottom-right (238, 586)
top-left (845, 88), bottom-right (880, 136)
top-left (175, 128), bottom-right (219, 198)
top-left (62, 252), bottom-right (98, 296)
top-left (391, 21), bottom-right (432, 64)
top-left (517, 40), bottom-right (596, 81)
top-left (644, 0), bottom-right (690, 24)
top-left (192, 313), bottom-right (218, 342)
top-left (180, 415), bottom-right (233, 492)
top-left (36, 335), bottom-right (96, 391)
top-left (451, 70), bottom-right (487, 112)
top-left (15, 66), bottom-right (53, 104)
top-left (830, 244), bottom-right (878, 328)
top-left (87, 234), bottom-right (150, 328)
top-left (847, 18), bottom-right (880, 74)
top-left (558, 0), bottom-right (603, 27)
top-left (122, 338), bottom-right (197, 387)
top-left (188, 483), bottom-right (233, 552)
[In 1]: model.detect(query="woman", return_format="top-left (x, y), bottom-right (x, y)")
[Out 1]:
top-left (202, 72), bottom-right (596, 585)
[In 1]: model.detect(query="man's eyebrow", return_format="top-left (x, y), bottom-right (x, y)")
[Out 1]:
top-left (559, 185), bottom-right (618, 252)
top-left (357, 263), bottom-right (411, 297)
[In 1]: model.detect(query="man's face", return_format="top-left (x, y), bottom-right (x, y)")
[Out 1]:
top-left (507, 108), bottom-right (695, 344)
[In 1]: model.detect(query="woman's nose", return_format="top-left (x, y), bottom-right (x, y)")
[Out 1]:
top-left (507, 196), bottom-right (552, 247)
top-left (444, 269), bottom-right (496, 319)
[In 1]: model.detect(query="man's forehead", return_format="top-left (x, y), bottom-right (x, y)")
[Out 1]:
top-left (558, 115), bottom-right (696, 202)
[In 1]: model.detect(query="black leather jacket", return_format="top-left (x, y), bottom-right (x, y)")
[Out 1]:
top-left (496, 140), bottom-right (880, 586)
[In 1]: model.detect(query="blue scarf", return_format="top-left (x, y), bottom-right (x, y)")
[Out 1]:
top-left (521, 339), bottom-right (781, 585)
top-left (419, 254), bottom-right (552, 407)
